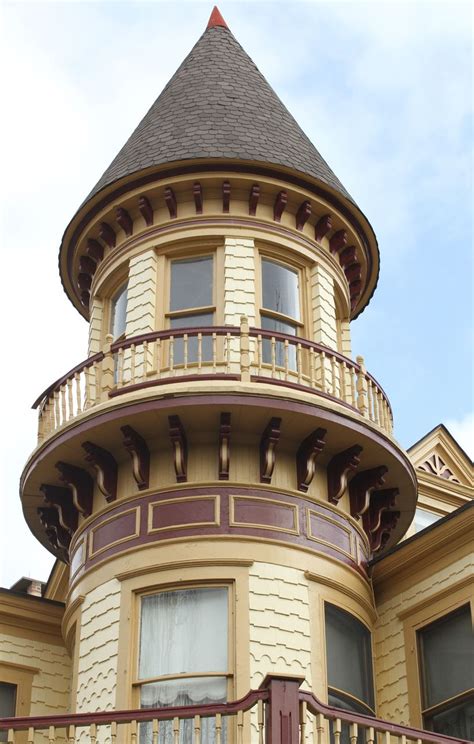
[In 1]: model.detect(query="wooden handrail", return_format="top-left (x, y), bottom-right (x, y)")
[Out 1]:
top-left (0, 689), bottom-right (268, 731)
top-left (299, 690), bottom-right (469, 744)
top-left (31, 352), bottom-right (104, 410)
top-left (110, 325), bottom-right (240, 351)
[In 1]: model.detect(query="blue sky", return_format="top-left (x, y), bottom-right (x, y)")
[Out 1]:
top-left (0, 1), bottom-right (472, 586)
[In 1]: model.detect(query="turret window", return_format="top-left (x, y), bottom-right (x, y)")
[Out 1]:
top-left (0, 683), bottom-right (16, 740)
top-left (168, 256), bottom-right (215, 363)
top-left (137, 586), bottom-right (230, 742)
top-left (325, 603), bottom-right (375, 716)
top-left (418, 604), bottom-right (474, 738)
top-left (260, 258), bottom-right (302, 367)
top-left (110, 283), bottom-right (128, 340)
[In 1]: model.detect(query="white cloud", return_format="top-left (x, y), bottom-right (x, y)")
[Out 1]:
top-left (445, 412), bottom-right (474, 460)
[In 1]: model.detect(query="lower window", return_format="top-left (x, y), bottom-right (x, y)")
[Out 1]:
top-left (325, 604), bottom-right (374, 743)
top-left (136, 586), bottom-right (230, 743)
top-left (418, 604), bottom-right (474, 739)
top-left (0, 683), bottom-right (17, 742)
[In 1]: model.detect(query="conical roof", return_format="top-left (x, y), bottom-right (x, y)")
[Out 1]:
top-left (88, 9), bottom-right (353, 203)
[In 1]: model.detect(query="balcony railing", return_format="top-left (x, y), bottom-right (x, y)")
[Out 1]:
top-left (0, 677), bottom-right (467, 744)
top-left (33, 317), bottom-right (393, 443)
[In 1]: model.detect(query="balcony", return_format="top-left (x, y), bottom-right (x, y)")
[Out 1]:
top-left (34, 318), bottom-right (393, 444)
top-left (0, 677), bottom-right (465, 744)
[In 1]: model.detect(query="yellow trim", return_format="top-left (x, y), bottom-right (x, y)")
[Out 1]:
top-left (88, 506), bottom-right (140, 559)
top-left (0, 661), bottom-right (37, 720)
top-left (305, 571), bottom-right (376, 623)
top-left (147, 495), bottom-right (220, 534)
top-left (229, 494), bottom-right (299, 535)
top-left (69, 537), bottom-right (86, 581)
top-left (116, 558), bottom-right (254, 582)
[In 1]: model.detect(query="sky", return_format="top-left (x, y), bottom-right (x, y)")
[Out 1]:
top-left (0, 0), bottom-right (472, 588)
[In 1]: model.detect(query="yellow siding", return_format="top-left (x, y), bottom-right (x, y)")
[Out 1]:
top-left (374, 556), bottom-right (472, 723)
top-left (76, 578), bottom-right (121, 712)
top-left (224, 237), bottom-right (256, 325)
top-left (125, 249), bottom-right (158, 336)
top-left (0, 632), bottom-right (70, 715)
top-left (88, 297), bottom-right (103, 356)
top-left (249, 563), bottom-right (312, 687)
top-left (311, 264), bottom-right (338, 349)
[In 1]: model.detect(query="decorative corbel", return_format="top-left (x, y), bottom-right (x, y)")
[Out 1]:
top-left (79, 255), bottom-right (97, 276)
top-left (116, 207), bottom-right (133, 236)
top-left (164, 187), bottom-right (177, 218)
top-left (273, 190), bottom-right (287, 222)
top-left (295, 200), bottom-right (311, 231)
top-left (339, 245), bottom-right (358, 269)
top-left (218, 412), bottom-right (231, 480)
top-left (169, 415), bottom-right (187, 483)
top-left (121, 425), bottom-right (150, 491)
top-left (315, 214), bottom-right (332, 242)
top-left (82, 441), bottom-right (118, 503)
top-left (350, 279), bottom-right (362, 299)
top-left (329, 229), bottom-right (347, 254)
top-left (345, 263), bottom-right (362, 284)
top-left (55, 462), bottom-right (93, 517)
top-left (40, 484), bottom-right (78, 534)
top-left (99, 222), bottom-right (116, 248)
top-left (37, 507), bottom-right (71, 551)
top-left (86, 238), bottom-right (104, 262)
top-left (363, 488), bottom-right (399, 535)
top-left (193, 182), bottom-right (203, 214)
top-left (296, 428), bottom-right (327, 493)
top-left (80, 291), bottom-right (90, 308)
top-left (138, 195), bottom-right (154, 226)
top-left (222, 181), bottom-right (231, 213)
top-left (349, 465), bottom-right (388, 518)
top-left (260, 417), bottom-right (282, 484)
top-left (371, 511), bottom-right (400, 552)
top-left (327, 445), bottom-right (363, 504)
top-left (77, 273), bottom-right (92, 291)
top-left (248, 184), bottom-right (260, 216)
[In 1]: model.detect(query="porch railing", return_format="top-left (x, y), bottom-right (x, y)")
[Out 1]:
top-left (33, 318), bottom-right (393, 443)
top-left (0, 677), bottom-right (467, 744)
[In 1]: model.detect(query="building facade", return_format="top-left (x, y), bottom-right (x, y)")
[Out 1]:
top-left (1, 8), bottom-right (473, 744)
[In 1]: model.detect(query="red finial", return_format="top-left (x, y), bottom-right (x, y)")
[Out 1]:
top-left (207, 6), bottom-right (228, 29)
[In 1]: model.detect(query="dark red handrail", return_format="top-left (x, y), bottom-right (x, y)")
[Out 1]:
top-left (31, 326), bottom-right (392, 420)
top-left (0, 689), bottom-right (268, 731)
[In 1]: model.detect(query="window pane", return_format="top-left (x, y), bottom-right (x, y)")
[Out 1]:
top-left (140, 677), bottom-right (227, 744)
top-left (262, 259), bottom-right (300, 320)
top-left (425, 696), bottom-right (474, 740)
top-left (261, 315), bottom-right (297, 369)
top-left (0, 683), bottom-right (16, 741)
top-left (420, 606), bottom-right (474, 708)
top-left (169, 313), bottom-right (214, 364)
top-left (111, 284), bottom-right (128, 339)
top-left (325, 604), bottom-right (374, 710)
top-left (413, 508), bottom-right (439, 533)
top-left (170, 257), bottom-right (213, 312)
top-left (139, 588), bottom-right (228, 679)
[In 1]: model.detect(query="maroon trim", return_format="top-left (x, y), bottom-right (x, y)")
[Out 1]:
top-left (39, 484), bottom-right (78, 534)
top-left (164, 186), bottom-right (177, 218)
top-left (86, 238), bottom-right (104, 262)
top-left (296, 428), bottom-right (326, 493)
top-left (78, 255), bottom-right (96, 275)
top-left (116, 206), bottom-right (133, 236)
top-left (99, 221), bottom-right (116, 248)
top-left (273, 190), bottom-right (287, 222)
top-left (251, 375), bottom-right (359, 414)
top-left (62, 162), bottom-right (377, 321)
top-left (218, 412), bottom-right (231, 480)
top-left (248, 183), bottom-right (260, 216)
top-left (349, 466), bottom-right (388, 517)
top-left (169, 415), bottom-right (187, 482)
top-left (260, 417), bottom-right (281, 483)
top-left (121, 425), bottom-right (150, 490)
top-left (138, 195), bottom-right (154, 226)
top-left (327, 445), bottom-right (363, 504)
top-left (295, 200), bottom-right (311, 230)
top-left (339, 245), bottom-right (358, 268)
top-left (32, 352), bottom-right (104, 409)
top-left (315, 214), bottom-right (332, 242)
top-left (55, 462), bottom-right (93, 517)
top-left (222, 180), bottom-right (230, 212)
top-left (0, 689), bottom-right (268, 730)
top-left (193, 182), bottom-right (203, 214)
top-left (82, 441), bottom-right (118, 503)
top-left (329, 229), bottom-right (347, 254)
top-left (109, 373), bottom-right (240, 398)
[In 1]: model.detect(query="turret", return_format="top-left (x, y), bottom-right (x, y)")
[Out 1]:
top-left (20, 7), bottom-right (417, 720)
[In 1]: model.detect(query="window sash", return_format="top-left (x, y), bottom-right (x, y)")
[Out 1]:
top-left (170, 256), bottom-right (213, 313)
top-left (110, 284), bottom-right (128, 339)
top-left (261, 258), bottom-right (301, 322)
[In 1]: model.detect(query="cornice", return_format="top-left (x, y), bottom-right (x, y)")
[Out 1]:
top-left (0, 589), bottom-right (65, 637)
top-left (371, 504), bottom-right (473, 587)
